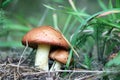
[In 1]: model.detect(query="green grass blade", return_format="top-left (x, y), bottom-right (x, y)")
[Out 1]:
top-left (115, 0), bottom-right (120, 18)
top-left (108, 0), bottom-right (116, 19)
top-left (98, 19), bottom-right (120, 29)
top-left (43, 4), bottom-right (56, 10)
top-left (0, 41), bottom-right (23, 48)
top-left (66, 49), bottom-right (73, 68)
top-left (67, 11), bottom-right (89, 17)
top-left (66, 18), bottom-right (78, 37)
top-left (5, 24), bottom-right (32, 32)
top-left (38, 8), bottom-right (49, 25)
top-left (108, 0), bottom-right (113, 9)
top-left (98, 0), bottom-right (108, 10)
top-left (63, 15), bottom-right (72, 34)
top-left (116, 0), bottom-right (120, 8)
top-left (52, 13), bottom-right (59, 30)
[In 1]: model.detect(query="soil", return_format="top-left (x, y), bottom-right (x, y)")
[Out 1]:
top-left (0, 48), bottom-right (103, 80)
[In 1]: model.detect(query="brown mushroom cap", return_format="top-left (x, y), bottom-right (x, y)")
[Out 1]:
top-left (22, 26), bottom-right (69, 50)
top-left (49, 49), bottom-right (69, 64)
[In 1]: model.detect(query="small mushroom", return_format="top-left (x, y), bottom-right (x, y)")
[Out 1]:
top-left (22, 26), bottom-right (69, 71)
top-left (49, 49), bottom-right (70, 71)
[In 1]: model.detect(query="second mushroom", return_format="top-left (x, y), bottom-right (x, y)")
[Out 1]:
top-left (49, 49), bottom-right (70, 71)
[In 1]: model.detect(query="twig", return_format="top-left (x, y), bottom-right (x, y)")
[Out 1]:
top-left (0, 63), bottom-right (30, 69)
top-left (21, 70), bottom-right (119, 76)
top-left (63, 35), bottom-right (80, 58)
top-left (1, 63), bottom-right (119, 74)
top-left (1, 63), bottom-right (120, 79)
top-left (76, 73), bottom-right (99, 80)
top-left (17, 41), bottom-right (28, 74)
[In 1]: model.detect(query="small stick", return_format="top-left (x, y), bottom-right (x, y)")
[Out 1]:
top-left (17, 41), bottom-right (28, 74)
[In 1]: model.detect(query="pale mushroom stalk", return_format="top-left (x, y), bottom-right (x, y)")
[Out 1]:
top-left (50, 61), bottom-right (61, 71)
top-left (35, 44), bottom-right (50, 71)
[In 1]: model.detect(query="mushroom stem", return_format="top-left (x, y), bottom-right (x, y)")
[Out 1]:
top-left (50, 61), bottom-right (61, 71)
top-left (35, 44), bottom-right (50, 71)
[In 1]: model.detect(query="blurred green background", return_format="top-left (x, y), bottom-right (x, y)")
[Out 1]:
top-left (0, 0), bottom-right (107, 48)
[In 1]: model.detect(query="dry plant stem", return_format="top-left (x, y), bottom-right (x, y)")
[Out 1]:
top-left (76, 74), bottom-right (98, 80)
top-left (52, 13), bottom-right (79, 58)
top-left (50, 61), bottom-right (61, 71)
top-left (21, 70), bottom-right (119, 76)
top-left (17, 41), bottom-right (28, 73)
top-left (35, 44), bottom-right (50, 71)
top-left (97, 10), bottom-right (120, 17)
top-left (1, 64), bottom-right (120, 77)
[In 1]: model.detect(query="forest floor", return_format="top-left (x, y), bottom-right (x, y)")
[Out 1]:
top-left (0, 48), bottom-right (105, 80)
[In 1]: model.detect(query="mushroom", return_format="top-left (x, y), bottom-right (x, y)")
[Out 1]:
top-left (49, 49), bottom-right (70, 71)
top-left (22, 26), bottom-right (69, 71)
